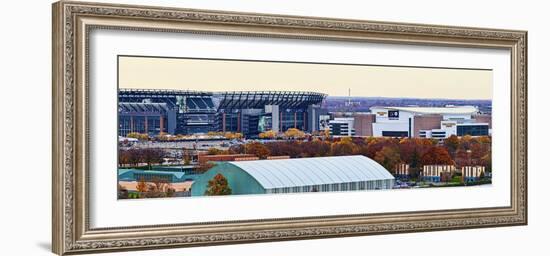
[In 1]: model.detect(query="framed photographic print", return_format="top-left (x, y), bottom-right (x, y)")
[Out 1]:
top-left (52, 1), bottom-right (527, 255)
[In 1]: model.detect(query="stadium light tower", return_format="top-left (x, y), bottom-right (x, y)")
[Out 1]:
top-left (348, 88), bottom-right (351, 106)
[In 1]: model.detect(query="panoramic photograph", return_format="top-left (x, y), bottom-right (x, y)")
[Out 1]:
top-left (117, 56), bottom-right (493, 199)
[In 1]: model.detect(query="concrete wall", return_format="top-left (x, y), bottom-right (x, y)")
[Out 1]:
top-left (474, 114), bottom-right (492, 128)
top-left (354, 114), bottom-right (375, 136)
top-left (413, 115), bottom-right (443, 137)
top-left (372, 122), bottom-right (409, 137)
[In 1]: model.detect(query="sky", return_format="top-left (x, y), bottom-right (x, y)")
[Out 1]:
top-left (118, 56), bottom-right (493, 100)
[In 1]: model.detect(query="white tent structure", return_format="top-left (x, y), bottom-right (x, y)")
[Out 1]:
top-left (191, 155), bottom-right (395, 196)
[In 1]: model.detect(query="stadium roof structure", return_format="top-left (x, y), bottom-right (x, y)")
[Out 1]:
top-left (215, 91), bottom-right (326, 109)
top-left (119, 88), bottom-right (214, 96)
top-left (373, 106), bottom-right (479, 115)
top-left (229, 155), bottom-right (394, 189)
top-left (119, 89), bottom-right (326, 110)
top-left (118, 102), bottom-right (169, 113)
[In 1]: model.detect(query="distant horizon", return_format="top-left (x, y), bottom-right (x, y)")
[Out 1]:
top-left (325, 95), bottom-right (492, 101)
top-left (119, 87), bottom-right (492, 102)
top-left (119, 56), bottom-right (493, 100)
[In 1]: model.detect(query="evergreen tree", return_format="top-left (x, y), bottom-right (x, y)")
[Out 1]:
top-left (205, 173), bottom-right (232, 196)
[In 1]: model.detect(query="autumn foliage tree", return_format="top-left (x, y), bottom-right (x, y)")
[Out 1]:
top-left (398, 138), bottom-right (434, 168)
top-left (264, 141), bottom-right (302, 158)
top-left (420, 146), bottom-right (455, 166)
top-left (126, 132), bottom-right (149, 141)
top-left (374, 146), bottom-right (402, 171)
top-left (444, 135), bottom-right (460, 156)
top-left (205, 173), bottom-right (232, 196)
top-left (361, 137), bottom-right (398, 159)
top-left (224, 135), bottom-right (490, 174)
top-left (300, 139), bottom-right (331, 157)
top-left (245, 142), bottom-right (271, 159)
top-left (330, 137), bottom-right (357, 156)
top-left (224, 132), bottom-right (243, 140)
top-left (207, 147), bottom-right (226, 155)
top-left (259, 130), bottom-right (279, 139)
top-left (283, 128), bottom-right (306, 140)
top-left (448, 136), bottom-right (491, 168)
top-left (196, 161), bottom-right (215, 173)
top-left (136, 177), bottom-right (147, 195)
top-left (143, 177), bottom-right (174, 198)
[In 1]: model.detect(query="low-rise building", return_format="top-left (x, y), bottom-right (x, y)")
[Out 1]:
top-left (329, 118), bottom-right (356, 136)
top-left (461, 166), bottom-right (486, 182)
top-left (421, 165), bottom-right (456, 182)
top-left (370, 106), bottom-right (490, 139)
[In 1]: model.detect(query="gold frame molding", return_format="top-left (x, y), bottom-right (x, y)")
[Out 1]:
top-left (52, 1), bottom-right (527, 255)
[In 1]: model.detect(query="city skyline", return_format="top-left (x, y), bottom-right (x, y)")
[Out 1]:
top-left (119, 56), bottom-right (493, 100)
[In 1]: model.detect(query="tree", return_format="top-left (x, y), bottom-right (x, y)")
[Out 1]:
top-left (398, 138), bottom-right (433, 167)
top-left (469, 142), bottom-right (485, 165)
top-left (284, 128), bottom-right (306, 140)
top-left (259, 130), bottom-right (278, 139)
top-left (207, 131), bottom-right (224, 137)
top-left (127, 132), bottom-right (149, 141)
top-left (126, 148), bottom-right (143, 167)
top-left (459, 135), bottom-right (473, 150)
top-left (330, 137), bottom-right (356, 156)
top-left (183, 150), bottom-right (191, 165)
top-left (301, 139), bottom-right (331, 157)
top-left (143, 177), bottom-right (174, 198)
top-left (207, 148), bottom-right (223, 155)
top-left (196, 161), bottom-right (215, 173)
top-left (228, 144), bottom-right (245, 154)
top-left (374, 146), bottom-right (402, 171)
top-left (155, 132), bottom-right (170, 141)
top-left (410, 148), bottom-right (421, 168)
top-left (454, 149), bottom-right (470, 167)
top-left (118, 149), bottom-right (131, 167)
top-left (224, 132), bottom-right (243, 140)
top-left (477, 136), bottom-right (491, 145)
top-left (205, 173), bottom-right (232, 196)
top-left (420, 147), bottom-right (455, 166)
top-left (141, 148), bottom-right (165, 169)
top-left (321, 129), bottom-right (330, 140)
top-left (136, 177), bottom-right (147, 195)
top-left (444, 135), bottom-right (460, 155)
top-left (265, 141), bottom-right (302, 158)
top-left (362, 137), bottom-right (398, 159)
top-left (481, 152), bottom-right (492, 172)
top-left (245, 142), bottom-right (271, 159)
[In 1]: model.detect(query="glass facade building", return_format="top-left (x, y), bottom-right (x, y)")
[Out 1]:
top-left (457, 124), bottom-right (489, 136)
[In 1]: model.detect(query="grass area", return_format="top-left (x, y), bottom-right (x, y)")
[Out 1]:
top-left (464, 179), bottom-right (492, 186)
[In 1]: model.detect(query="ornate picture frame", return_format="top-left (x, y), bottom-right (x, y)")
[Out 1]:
top-left (52, 1), bottom-right (527, 255)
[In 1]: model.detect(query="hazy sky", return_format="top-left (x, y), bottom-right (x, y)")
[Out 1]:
top-left (119, 56), bottom-right (492, 100)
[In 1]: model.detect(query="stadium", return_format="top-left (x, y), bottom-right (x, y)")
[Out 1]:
top-left (118, 89), bottom-right (327, 137)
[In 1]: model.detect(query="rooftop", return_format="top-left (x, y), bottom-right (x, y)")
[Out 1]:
top-left (228, 155), bottom-right (394, 189)
top-left (118, 169), bottom-right (186, 179)
top-left (372, 106), bottom-right (479, 115)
